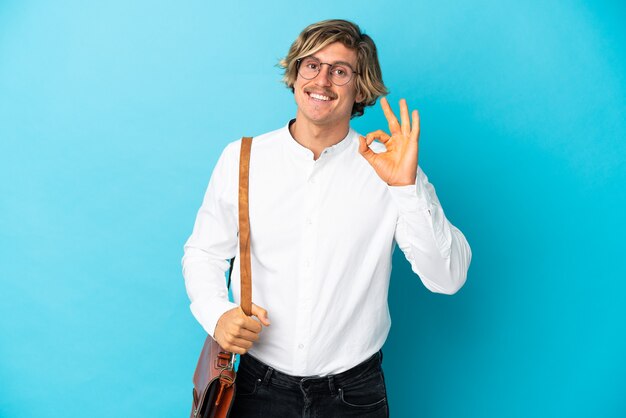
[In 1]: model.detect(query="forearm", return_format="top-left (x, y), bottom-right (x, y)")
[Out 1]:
top-left (182, 248), bottom-right (238, 337)
top-left (391, 167), bottom-right (472, 294)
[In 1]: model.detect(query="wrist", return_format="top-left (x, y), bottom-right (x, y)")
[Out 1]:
top-left (387, 176), bottom-right (416, 187)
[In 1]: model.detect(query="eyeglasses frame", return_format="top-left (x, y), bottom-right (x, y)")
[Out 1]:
top-left (295, 57), bottom-right (360, 86)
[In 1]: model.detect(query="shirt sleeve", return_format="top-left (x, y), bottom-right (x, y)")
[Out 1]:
top-left (388, 166), bottom-right (472, 294)
top-left (181, 142), bottom-right (239, 337)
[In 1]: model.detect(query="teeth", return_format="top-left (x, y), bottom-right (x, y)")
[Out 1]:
top-left (310, 93), bottom-right (331, 101)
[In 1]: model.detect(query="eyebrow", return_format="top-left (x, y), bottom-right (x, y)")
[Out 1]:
top-left (308, 55), bottom-right (356, 70)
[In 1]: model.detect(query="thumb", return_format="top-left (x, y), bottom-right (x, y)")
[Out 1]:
top-left (251, 303), bottom-right (271, 326)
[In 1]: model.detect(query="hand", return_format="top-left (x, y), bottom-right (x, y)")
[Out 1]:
top-left (358, 97), bottom-right (420, 186)
top-left (214, 303), bottom-right (271, 354)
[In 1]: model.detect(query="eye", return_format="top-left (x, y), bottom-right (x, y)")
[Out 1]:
top-left (302, 58), bottom-right (319, 70)
top-left (331, 66), bottom-right (348, 78)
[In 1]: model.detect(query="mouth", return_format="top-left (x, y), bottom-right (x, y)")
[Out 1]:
top-left (306, 91), bottom-right (336, 102)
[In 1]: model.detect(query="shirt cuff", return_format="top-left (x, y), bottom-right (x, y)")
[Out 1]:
top-left (190, 298), bottom-right (239, 338)
top-left (387, 177), bottom-right (432, 213)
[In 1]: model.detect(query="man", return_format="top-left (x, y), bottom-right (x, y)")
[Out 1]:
top-left (182, 19), bottom-right (471, 417)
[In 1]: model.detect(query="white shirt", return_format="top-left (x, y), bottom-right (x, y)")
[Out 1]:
top-left (182, 121), bottom-right (471, 376)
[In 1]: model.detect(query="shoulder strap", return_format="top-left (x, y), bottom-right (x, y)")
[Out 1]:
top-left (238, 137), bottom-right (253, 316)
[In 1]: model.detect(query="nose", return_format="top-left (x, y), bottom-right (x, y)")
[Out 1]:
top-left (314, 63), bottom-right (332, 87)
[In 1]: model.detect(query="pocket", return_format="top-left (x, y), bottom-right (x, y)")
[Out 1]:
top-left (338, 371), bottom-right (387, 410)
top-left (235, 368), bottom-right (262, 397)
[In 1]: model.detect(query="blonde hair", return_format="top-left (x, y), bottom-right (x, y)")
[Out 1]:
top-left (279, 19), bottom-right (388, 118)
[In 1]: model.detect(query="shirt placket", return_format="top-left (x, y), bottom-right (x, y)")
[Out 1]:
top-left (292, 158), bottom-right (324, 374)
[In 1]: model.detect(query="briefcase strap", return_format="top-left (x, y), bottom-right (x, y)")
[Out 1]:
top-left (238, 137), bottom-right (253, 316)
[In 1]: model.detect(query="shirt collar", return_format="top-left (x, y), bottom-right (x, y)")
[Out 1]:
top-left (282, 119), bottom-right (355, 161)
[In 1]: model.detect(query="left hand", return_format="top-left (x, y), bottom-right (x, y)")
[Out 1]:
top-left (358, 97), bottom-right (420, 186)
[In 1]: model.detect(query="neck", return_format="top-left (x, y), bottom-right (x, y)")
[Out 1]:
top-left (289, 115), bottom-right (350, 160)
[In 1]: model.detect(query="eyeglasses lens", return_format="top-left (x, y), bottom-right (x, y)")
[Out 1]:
top-left (298, 58), bottom-right (354, 86)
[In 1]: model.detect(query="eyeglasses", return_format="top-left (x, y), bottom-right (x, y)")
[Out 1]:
top-left (296, 57), bottom-right (359, 86)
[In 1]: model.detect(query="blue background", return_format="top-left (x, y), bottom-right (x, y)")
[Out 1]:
top-left (1, 1), bottom-right (625, 417)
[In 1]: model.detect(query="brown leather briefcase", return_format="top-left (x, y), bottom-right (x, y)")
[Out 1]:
top-left (190, 338), bottom-right (236, 418)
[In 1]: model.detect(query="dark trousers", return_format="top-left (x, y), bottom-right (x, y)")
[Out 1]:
top-left (230, 351), bottom-right (389, 418)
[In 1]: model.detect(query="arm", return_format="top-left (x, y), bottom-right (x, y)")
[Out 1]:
top-left (389, 167), bottom-right (471, 294)
top-left (182, 144), bottom-right (239, 337)
top-left (182, 142), bottom-right (271, 353)
top-left (359, 97), bottom-right (471, 294)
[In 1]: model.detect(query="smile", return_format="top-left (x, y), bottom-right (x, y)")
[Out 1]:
top-left (307, 92), bottom-right (334, 102)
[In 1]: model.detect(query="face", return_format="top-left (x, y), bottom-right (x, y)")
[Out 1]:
top-left (293, 42), bottom-right (364, 128)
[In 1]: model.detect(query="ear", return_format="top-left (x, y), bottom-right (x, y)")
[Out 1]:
top-left (355, 90), bottom-right (365, 104)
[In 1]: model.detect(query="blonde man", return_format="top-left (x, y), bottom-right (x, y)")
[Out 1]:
top-left (183, 19), bottom-right (471, 417)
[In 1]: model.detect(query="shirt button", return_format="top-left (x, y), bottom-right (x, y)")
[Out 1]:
top-left (304, 260), bottom-right (310, 269)
top-left (298, 343), bottom-right (304, 349)
top-left (306, 218), bottom-right (312, 225)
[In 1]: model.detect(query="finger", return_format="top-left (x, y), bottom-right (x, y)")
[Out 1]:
top-left (242, 316), bottom-right (263, 333)
top-left (410, 109), bottom-right (420, 142)
top-left (358, 135), bottom-right (376, 162)
top-left (234, 327), bottom-right (260, 342)
top-left (251, 303), bottom-right (271, 326)
top-left (228, 346), bottom-right (247, 355)
top-left (222, 338), bottom-right (253, 354)
top-left (380, 97), bottom-right (401, 134)
top-left (224, 332), bottom-right (255, 348)
top-left (231, 337), bottom-right (254, 350)
top-left (365, 129), bottom-right (391, 145)
top-left (218, 341), bottom-right (243, 354)
top-left (400, 99), bottom-right (410, 137)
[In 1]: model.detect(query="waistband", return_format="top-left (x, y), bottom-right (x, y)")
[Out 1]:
top-left (238, 350), bottom-right (383, 393)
